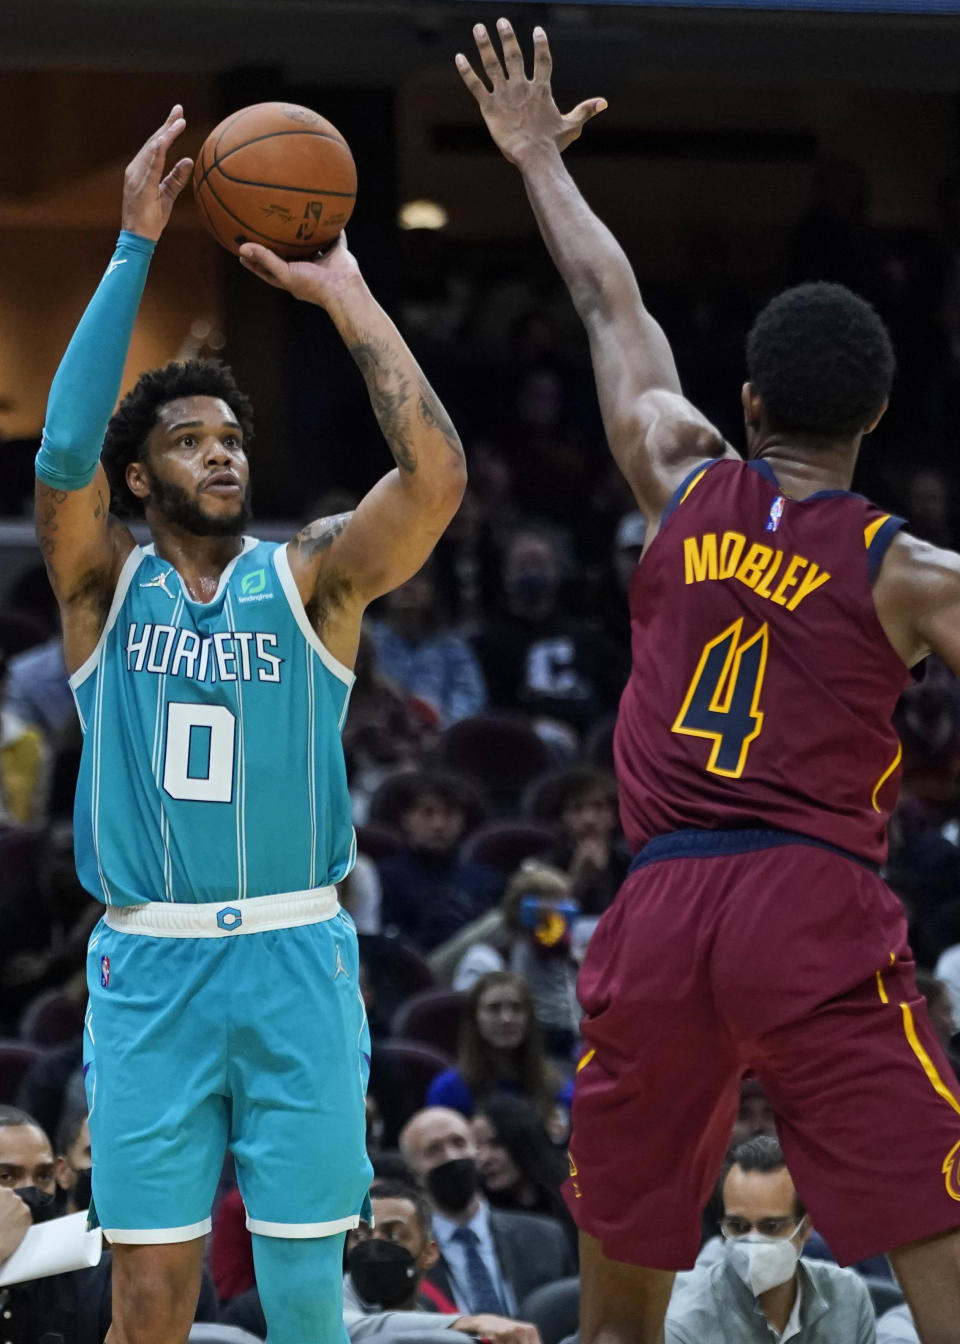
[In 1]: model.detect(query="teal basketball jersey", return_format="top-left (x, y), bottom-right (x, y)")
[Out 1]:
top-left (70, 539), bottom-right (357, 905)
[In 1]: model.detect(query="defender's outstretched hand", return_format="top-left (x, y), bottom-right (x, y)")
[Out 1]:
top-left (238, 232), bottom-right (363, 308)
top-left (121, 105), bottom-right (193, 242)
top-left (456, 19), bottom-right (606, 167)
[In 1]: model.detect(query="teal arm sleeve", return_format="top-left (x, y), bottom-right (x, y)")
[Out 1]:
top-left (35, 230), bottom-right (156, 491)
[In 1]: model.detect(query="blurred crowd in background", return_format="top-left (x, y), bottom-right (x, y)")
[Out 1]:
top-left (2, 149), bottom-right (960, 1341)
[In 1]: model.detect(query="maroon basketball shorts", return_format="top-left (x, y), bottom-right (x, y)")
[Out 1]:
top-left (564, 828), bottom-right (960, 1269)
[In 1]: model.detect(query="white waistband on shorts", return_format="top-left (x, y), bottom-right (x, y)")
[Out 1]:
top-left (103, 886), bottom-right (339, 938)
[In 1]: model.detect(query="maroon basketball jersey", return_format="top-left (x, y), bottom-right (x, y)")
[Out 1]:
top-left (614, 457), bottom-right (911, 865)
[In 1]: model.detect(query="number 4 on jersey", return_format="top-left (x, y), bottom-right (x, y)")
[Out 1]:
top-left (671, 619), bottom-right (769, 778)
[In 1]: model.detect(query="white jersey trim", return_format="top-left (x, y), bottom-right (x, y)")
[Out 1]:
top-left (246, 1213), bottom-right (362, 1239)
top-left (103, 1217), bottom-right (212, 1244)
top-left (68, 546), bottom-right (147, 692)
top-left (272, 545), bottom-right (355, 687)
top-left (141, 535), bottom-right (258, 605)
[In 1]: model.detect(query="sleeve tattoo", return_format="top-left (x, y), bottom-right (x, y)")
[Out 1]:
top-left (293, 511), bottom-right (355, 559)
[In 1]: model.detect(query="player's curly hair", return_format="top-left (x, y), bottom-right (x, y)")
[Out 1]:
top-left (101, 359), bottom-right (254, 516)
top-left (746, 281), bottom-right (895, 440)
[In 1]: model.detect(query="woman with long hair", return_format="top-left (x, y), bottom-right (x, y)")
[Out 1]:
top-left (472, 1093), bottom-right (577, 1249)
top-left (425, 970), bottom-right (572, 1138)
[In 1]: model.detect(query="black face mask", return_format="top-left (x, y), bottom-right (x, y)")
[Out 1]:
top-left (14, 1186), bottom-right (57, 1224)
top-left (425, 1157), bottom-right (480, 1214)
top-left (347, 1239), bottom-right (418, 1309)
top-left (71, 1166), bottom-right (92, 1211)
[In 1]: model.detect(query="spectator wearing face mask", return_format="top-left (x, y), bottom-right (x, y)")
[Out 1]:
top-left (666, 1136), bottom-right (875, 1343)
top-left (223, 1176), bottom-right (542, 1342)
top-left (54, 1102), bottom-right (93, 1216)
top-left (0, 1104), bottom-right (220, 1342)
top-left (399, 1107), bottom-right (575, 1320)
top-left (471, 527), bottom-right (627, 735)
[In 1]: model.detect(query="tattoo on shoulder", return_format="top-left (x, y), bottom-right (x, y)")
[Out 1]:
top-left (417, 378), bottom-right (464, 463)
top-left (347, 336), bottom-right (417, 474)
top-left (294, 511), bottom-right (354, 558)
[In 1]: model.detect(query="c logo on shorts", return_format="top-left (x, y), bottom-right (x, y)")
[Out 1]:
top-left (217, 906), bottom-right (243, 932)
top-left (942, 1139), bottom-right (960, 1202)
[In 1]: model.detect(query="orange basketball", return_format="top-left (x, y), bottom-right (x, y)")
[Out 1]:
top-left (192, 101), bottom-right (357, 258)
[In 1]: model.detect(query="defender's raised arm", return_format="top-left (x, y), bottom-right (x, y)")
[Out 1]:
top-left (457, 20), bottom-right (734, 522)
top-left (35, 106), bottom-right (192, 669)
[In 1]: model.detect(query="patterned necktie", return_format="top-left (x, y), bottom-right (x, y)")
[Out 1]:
top-left (451, 1224), bottom-right (505, 1314)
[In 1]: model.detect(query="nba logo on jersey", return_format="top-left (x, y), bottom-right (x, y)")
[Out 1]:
top-left (766, 495), bottom-right (785, 533)
top-left (100, 955), bottom-right (111, 989)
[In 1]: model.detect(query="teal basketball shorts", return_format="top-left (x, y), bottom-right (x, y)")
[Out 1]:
top-left (83, 889), bottom-right (373, 1243)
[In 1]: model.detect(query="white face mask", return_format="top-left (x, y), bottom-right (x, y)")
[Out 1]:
top-left (724, 1220), bottom-right (805, 1296)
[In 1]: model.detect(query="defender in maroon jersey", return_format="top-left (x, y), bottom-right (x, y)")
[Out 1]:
top-left (460, 21), bottom-right (960, 1344)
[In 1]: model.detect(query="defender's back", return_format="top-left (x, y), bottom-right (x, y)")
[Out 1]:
top-left (615, 457), bottom-right (910, 865)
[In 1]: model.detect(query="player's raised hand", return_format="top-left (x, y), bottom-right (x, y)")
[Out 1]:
top-left (456, 19), bottom-right (606, 167)
top-left (122, 105), bottom-right (193, 243)
top-left (238, 232), bottom-right (362, 307)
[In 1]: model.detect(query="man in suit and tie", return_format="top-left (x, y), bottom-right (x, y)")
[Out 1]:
top-left (399, 1107), bottom-right (577, 1316)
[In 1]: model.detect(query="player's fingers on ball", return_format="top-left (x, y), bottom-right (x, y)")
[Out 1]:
top-left (495, 17), bottom-right (526, 78)
top-left (532, 26), bottom-right (553, 79)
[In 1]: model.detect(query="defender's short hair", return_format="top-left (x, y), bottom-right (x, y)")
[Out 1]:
top-left (746, 282), bottom-right (895, 440)
top-left (101, 359), bottom-right (254, 517)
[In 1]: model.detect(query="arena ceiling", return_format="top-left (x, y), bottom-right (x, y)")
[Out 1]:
top-left (2, 0), bottom-right (959, 92)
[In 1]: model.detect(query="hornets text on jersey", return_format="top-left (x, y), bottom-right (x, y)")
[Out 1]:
top-left (70, 538), bottom-right (356, 904)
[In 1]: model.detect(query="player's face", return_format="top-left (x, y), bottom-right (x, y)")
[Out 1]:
top-left (135, 396), bottom-right (251, 536)
top-left (0, 1124), bottom-right (57, 1196)
top-left (472, 1114), bottom-right (522, 1192)
top-left (476, 984), bottom-right (529, 1051)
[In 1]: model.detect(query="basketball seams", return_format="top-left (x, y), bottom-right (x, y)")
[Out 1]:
top-left (196, 175), bottom-right (326, 255)
top-left (192, 102), bottom-right (355, 256)
top-left (214, 129), bottom-right (349, 167)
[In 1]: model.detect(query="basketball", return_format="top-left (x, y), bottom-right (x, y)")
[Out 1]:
top-left (192, 101), bottom-right (356, 259)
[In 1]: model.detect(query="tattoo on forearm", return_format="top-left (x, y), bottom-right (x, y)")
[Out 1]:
top-left (35, 482), bottom-right (69, 560)
top-left (417, 378), bottom-right (464, 463)
top-left (293, 511), bottom-right (354, 558)
top-left (348, 337), bottom-right (417, 473)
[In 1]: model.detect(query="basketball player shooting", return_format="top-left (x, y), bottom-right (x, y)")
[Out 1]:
top-left (459, 20), bottom-right (960, 1344)
top-left (34, 107), bottom-right (466, 1344)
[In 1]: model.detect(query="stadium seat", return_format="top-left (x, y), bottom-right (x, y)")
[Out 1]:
top-left (19, 988), bottom-right (85, 1047)
top-left (356, 933), bottom-right (435, 1025)
top-left (368, 768), bottom-right (487, 832)
top-left (0, 1040), bottom-right (44, 1105)
top-left (862, 1274), bottom-right (904, 1316)
top-left (584, 713), bottom-right (616, 771)
top-left (433, 713), bottom-right (553, 813)
top-left (391, 987), bottom-right (465, 1057)
top-left (354, 822), bottom-right (405, 862)
top-left (369, 1039), bottom-right (454, 1147)
top-left (460, 818), bottom-right (557, 875)
top-left (519, 1276), bottom-right (580, 1344)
